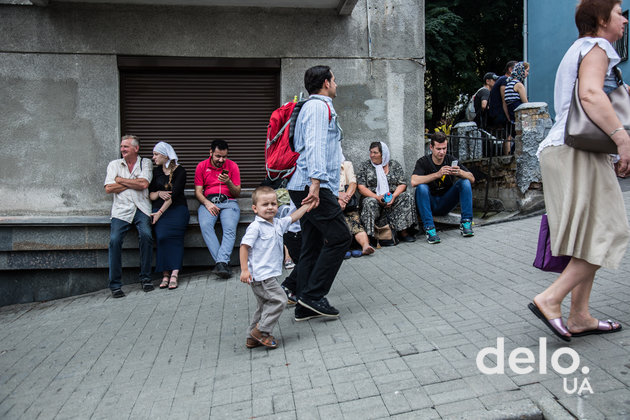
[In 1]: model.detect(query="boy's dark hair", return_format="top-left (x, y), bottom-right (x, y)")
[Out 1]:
top-left (369, 141), bottom-right (382, 154)
top-left (252, 185), bottom-right (276, 205)
top-left (576, 0), bottom-right (620, 37)
top-left (430, 132), bottom-right (448, 146)
top-left (210, 139), bottom-right (229, 152)
top-left (504, 60), bottom-right (518, 75)
top-left (304, 65), bottom-right (333, 95)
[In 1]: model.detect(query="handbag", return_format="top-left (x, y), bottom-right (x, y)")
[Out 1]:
top-left (533, 214), bottom-right (570, 273)
top-left (343, 185), bottom-right (359, 212)
top-left (375, 223), bottom-right (398, 247)
top-left (565, 66), bottom-right (628, 154)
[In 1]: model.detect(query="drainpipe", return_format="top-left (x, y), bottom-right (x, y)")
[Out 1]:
top-left (366, 0), bottom-right (373, 75)
top-left (523, 0), bottom-right (528, 94)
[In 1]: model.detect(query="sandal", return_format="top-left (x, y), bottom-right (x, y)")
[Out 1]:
top-left (570, 319), bottom-right (622, 337)
top-left (168, 275), bottom-right (178, 290)
top-left (250, 326), bottom-right (278, 348)
top-left (159, 275), bottom-right (169, 289)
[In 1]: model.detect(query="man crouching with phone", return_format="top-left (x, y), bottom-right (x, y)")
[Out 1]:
top-left (194, 139), bottom-right (242, 278)
top-left (411, 132), bottom-right (475, 244)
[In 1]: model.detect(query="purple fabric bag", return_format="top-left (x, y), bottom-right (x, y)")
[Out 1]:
top-left (533, 214), bottom-right (571, 273)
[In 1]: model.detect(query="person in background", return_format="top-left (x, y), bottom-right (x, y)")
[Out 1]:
top-left (474, 72), bottom-right (498, 129)
top-left (356, 141), bottom-right (418, 244)
top-left (339, 159), bottom-right (375, 258)
top-left (149, 141), bottom-right (189, 290)
top-left (104, 135), bottom-right (153, 298)
top-left (194, 139), bottom-right (241, 279)
top-left (501, 61), bottom-right (530, 154)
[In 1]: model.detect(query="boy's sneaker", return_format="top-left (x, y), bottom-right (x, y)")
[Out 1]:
top-left (282, 285), bottom-right (297, 305)
top-left (460, 220), bottom-right (474, 237)
top-left (425, 228), bottom-right (441, 244)
top-left (298, 297), bottom-right (340, 317)
top-left (142, 281), bottom-right (154, 292)
top-left (295, 305), bottom-right (323, 321)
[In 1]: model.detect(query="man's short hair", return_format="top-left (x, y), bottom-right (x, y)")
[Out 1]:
top-left (252, 185), bottom-right (276, 205)
top-left (430, 132), bottom-right (448, 146)
top-left (210, 139), bottom-right (229, 153)
top-left (121, 134), bottom-right (139, 147)
top-left (304, 65), bottom-right (332, 95)
top-left (504, 60), bottom-right (518, 75)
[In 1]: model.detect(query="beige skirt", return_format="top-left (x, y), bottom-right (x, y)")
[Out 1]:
top-left (540, 144), bottom-right (630, 269)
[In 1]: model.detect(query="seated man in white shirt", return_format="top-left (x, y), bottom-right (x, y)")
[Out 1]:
top-left (104, 134), bottom-right (154, 298)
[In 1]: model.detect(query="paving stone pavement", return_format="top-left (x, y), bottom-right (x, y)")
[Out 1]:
top-left (2, 192), bottom-right (630, 419)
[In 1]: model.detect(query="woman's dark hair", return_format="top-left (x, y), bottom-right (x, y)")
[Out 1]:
top-left (304, 65), bottom-right (332, 95)
top-left (576, 0), bottom-right (621, 37)
top-left (369, 141), bottom-right (382, 154)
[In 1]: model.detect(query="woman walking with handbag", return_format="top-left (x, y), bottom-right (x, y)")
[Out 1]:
top-left (529, 0), bottom-right (630, 341)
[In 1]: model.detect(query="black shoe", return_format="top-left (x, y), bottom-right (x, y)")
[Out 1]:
top-left (142, 282), bottom-right (154, 292)
top-left (282, 285), bottom-right (297, 305)
top-left (399, 234), bottom-right (416, 243)
top-left (215, 262), bottom-right (231, 279)
top-left (111, 289), bottom-right (125, 298)
top-left (295, 305), bottom-right (323, 321)
top-left (298, 297), bottom-right (340, 317)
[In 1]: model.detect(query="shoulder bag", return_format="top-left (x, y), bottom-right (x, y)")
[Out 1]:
top-left (565, 66), bottom-right (629, 154)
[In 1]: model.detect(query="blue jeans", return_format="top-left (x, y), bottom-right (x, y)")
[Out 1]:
top-left (108, 211), bottom-right (153, 291)
top-left (415, 179), bottom-right (473, 230)
top-left (198, 199), bottom-right (240, 264)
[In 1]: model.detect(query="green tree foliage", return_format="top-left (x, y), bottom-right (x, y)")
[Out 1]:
top-left (426, 0), bottom-right (523, 130)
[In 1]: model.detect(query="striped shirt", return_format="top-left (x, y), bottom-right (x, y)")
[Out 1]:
top-left (287, 94), bottom-right (343, 196)
top-left (504, 79), bottom-right (521, 105)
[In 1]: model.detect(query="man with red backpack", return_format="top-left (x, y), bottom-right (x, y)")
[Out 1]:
top-left (286, 65), bottom-right (352, 321)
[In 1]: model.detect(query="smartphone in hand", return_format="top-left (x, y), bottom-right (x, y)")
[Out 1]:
top-left (452, 160), bottom-right (458, 167)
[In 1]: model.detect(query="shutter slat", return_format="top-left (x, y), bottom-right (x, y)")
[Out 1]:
top-left (120, 69), bottom-right (279, 188)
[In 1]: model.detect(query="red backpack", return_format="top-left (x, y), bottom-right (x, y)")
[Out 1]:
top-left (265, 97), bottom-right (331, 181)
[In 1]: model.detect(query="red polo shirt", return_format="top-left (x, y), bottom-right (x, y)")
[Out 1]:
top-left (194, 158), bottom-right (241, 198)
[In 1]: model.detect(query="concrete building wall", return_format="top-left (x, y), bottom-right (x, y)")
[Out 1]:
top-left (0, 1), bottom-right (425, 304)
top-left (0, 0), bottom-right (425, 216)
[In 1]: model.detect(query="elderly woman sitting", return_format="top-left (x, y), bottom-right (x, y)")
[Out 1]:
top-left (356, 141), bottom-right (418, 243)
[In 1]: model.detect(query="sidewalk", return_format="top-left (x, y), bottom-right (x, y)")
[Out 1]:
top-left (1, 193), bottom-right (630, 419)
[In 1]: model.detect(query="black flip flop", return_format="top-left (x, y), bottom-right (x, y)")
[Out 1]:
top-left (528, 302), bottom-right (571, 342)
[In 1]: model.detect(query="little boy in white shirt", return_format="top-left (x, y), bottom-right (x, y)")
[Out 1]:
top-left (240, 186), bottom-right (308, 349)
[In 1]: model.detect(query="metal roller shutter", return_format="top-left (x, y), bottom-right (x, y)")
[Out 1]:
top-left (119, 60), bottom-right (280, 188)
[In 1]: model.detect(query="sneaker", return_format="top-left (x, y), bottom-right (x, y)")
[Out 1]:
top-left (284, 259), bottom-right (295, 270)
top-left (460, 220), bottom-right (474, 237)
top-left (215, 262), bottom-right (231, 279)
top-left (295, 305), bottom-right (323, 321)
top-left (282, 285), bottom-right (297, 305)
top-left (298, 297), bottom-right (340, 317)
top-left (111, 289), bottom-right (125, 298)
top-left (344, 251), bottom-right (352, 259)
top-left (142, 282), bottom-right (154, 292)
top-left (425, 228), bottom-right (441, 244)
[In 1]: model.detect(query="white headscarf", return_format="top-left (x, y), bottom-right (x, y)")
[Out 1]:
top-left (153, 141), bottom-right (178, 167)
top-left (370, 141), bottom-right (390, 196)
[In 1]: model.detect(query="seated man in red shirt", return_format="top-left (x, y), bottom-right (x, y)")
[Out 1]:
top-left (194, 139), bottom-right (241, 278)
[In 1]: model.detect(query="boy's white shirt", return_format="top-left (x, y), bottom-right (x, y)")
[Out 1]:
top-left (241, 215), bottom-right (292, 281)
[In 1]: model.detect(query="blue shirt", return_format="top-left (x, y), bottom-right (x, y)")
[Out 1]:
top-left (287, 94), bottom-right (343, 196)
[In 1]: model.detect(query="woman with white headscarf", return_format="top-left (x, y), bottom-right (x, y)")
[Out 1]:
top-left (149, 141), bottom-right (189, 289)
top-left (356, 141), bottom-right (418, 243)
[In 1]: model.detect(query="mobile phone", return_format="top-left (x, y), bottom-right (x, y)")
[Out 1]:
top-left (221, 169), bottom-right (229, 175)
top-left (451, 160), bottom-right (458, 167)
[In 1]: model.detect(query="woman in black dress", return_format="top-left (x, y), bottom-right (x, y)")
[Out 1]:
top-left (150, 141), bottom-right (189, 289)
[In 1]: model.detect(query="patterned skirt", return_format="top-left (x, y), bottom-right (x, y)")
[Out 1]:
top-left (360, 191), bottom-right (418, 237)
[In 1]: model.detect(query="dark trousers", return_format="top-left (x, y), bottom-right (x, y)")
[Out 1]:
top-left (281, 231), bottom-right (302, 292)
top-left (288, 187), bottom-right (352, 301)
